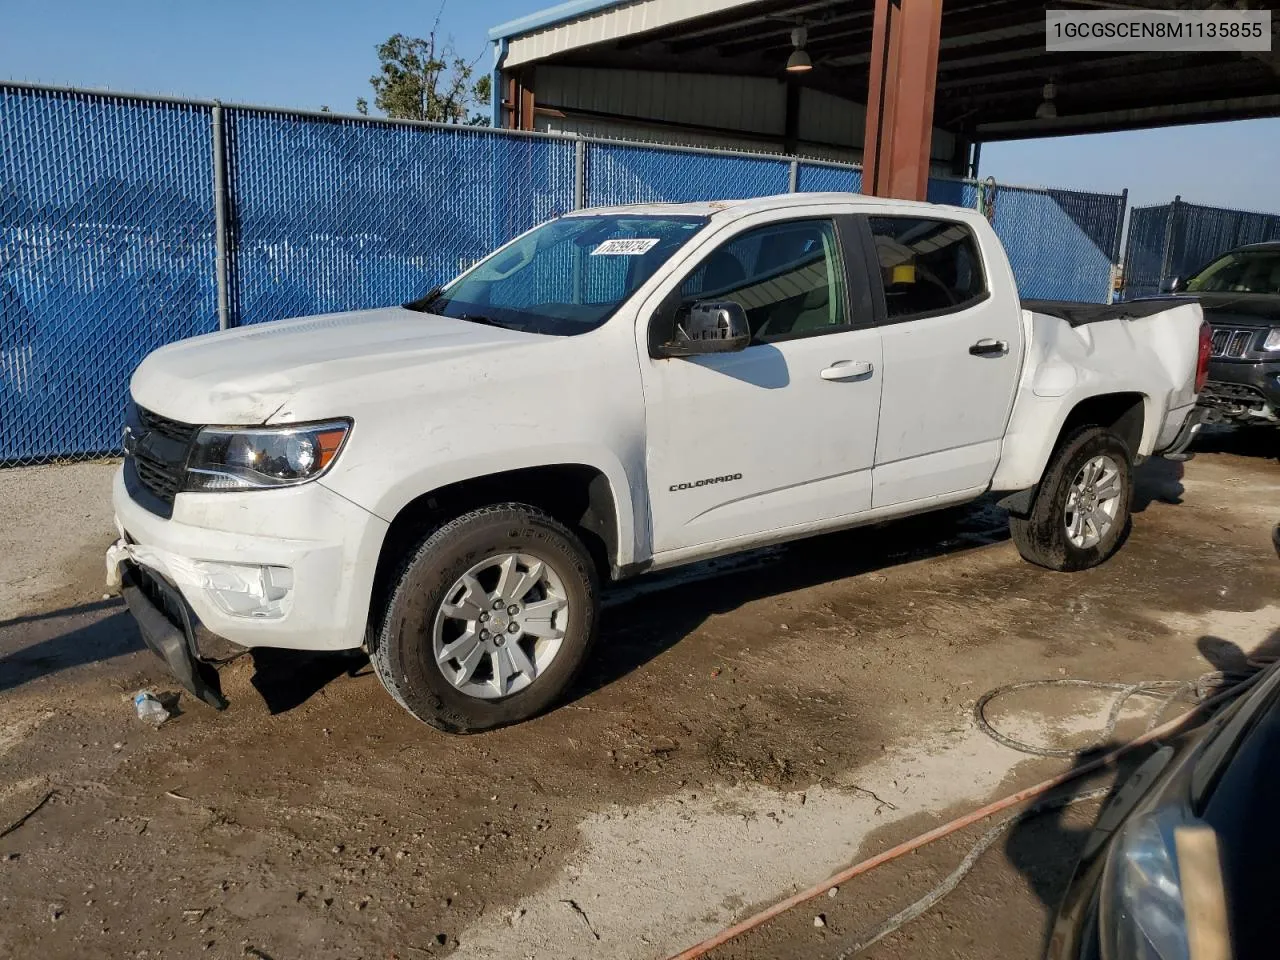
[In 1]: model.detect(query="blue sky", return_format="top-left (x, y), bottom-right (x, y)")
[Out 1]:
top-left (3, 0), bottom-right (1277, 213)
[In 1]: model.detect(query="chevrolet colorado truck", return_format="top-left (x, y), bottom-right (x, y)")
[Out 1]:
top-left (106, 193), bottom-right (1210, 733)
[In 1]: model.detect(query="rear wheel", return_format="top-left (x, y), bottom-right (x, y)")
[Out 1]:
top-left (1009, 427), bottom-right (1132, 572)
top-left (372, 503), bottom-right (598, 733)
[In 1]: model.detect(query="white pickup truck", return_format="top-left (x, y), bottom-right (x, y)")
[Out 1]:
top-left (107, 193), bottom-right (1210, 732)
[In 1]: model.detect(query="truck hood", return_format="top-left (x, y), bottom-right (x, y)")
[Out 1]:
top-left (130, 307), bottom-right (535, 424)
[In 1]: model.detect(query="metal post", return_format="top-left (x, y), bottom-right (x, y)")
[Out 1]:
top-left (574, 137), bottom-right (586, 210)
top-left (1110, 187), bottom-right (1129, 302)
top-left (211, 103), bottom-right (231, 330)
top-left (788, 158), bottom-right (799, 193)
top-left (861, 0), bottom-right (943, 201)
top-left (1160, 194), bottom-right (1182, 290)
top-left (1113, 188), bottom-right (1129, 264)
top-left (571, 137), bottom-right (586, 303)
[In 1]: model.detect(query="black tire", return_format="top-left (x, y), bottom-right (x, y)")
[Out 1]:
top-left (371, 503), bottom-right (598, 733)
top-left (1009, 426), bottom-right (1133, 572)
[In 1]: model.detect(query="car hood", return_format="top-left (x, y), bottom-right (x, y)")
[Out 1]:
top-left (1191, 293), bottom-right (1280, 328)
top-left (130, 307), bottom-right (536, 424)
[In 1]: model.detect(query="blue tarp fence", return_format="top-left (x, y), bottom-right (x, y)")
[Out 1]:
top-left (1123, 198), bottom-right (1280, 299)
top-left (2, 82), bottom-right (1128, 464)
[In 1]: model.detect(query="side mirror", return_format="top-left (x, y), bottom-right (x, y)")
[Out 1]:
top-left (657, 301), bottom-right (751, 357)
top-left (1160, 276), bottom-right (1185, 294)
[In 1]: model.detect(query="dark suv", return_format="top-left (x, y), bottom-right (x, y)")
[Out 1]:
top-left (1168, 241), bottom-right (1280, 424)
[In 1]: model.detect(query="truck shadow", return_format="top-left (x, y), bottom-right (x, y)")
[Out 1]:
top-left (1193, 423), bottom-right (1280, 460)
top-left (249, 648), bottom-right (372, 714)
top-left (1004, 628), bottom-right (1280, 957)
top-left (569, 496), bottom-right (1011, 704)
top-left (0, 602), bottom-right (139, 695)
top-left (1132, 456), bottom-right (1184, 511)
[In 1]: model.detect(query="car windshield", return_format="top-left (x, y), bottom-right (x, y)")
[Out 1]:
top-left (408, 214), bottom-right (708, 335)
top-left (1186, 249), bottom-right (1280, 295)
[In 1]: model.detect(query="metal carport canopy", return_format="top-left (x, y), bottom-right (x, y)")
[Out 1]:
top-left (489, 0), bottom-right (1280, 142)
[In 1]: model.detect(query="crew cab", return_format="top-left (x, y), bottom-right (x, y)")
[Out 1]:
top-left (106, 194), bottom-right (1209, 732)
top-left (1163, 241), bottom-right (1280, 425)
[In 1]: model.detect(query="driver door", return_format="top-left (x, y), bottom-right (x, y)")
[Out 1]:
top-left (640, 214), bottom-right (884, 556)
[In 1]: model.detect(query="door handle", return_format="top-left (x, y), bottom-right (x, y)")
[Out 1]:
top-left (969, 338), bottom-right (1009, 357)
top-left (820, 360), bottom-right (874, 381)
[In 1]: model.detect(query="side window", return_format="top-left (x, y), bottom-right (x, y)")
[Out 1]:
top-left (867, 217), bottom-right (987, 320)
top-left (676, 219), bottom-right (848, 342)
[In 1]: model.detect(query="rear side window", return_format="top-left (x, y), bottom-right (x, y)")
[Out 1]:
top-left (867, 217), bottom-right (987, 320)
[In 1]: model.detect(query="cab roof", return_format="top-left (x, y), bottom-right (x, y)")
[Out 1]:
top-left (566, 192), bottom-right (977, 223)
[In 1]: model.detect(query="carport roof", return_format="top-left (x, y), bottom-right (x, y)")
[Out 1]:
top-left (489, 0), bottom-right (1280, 141)
top-left (489, 0), bottom-right (652, 41)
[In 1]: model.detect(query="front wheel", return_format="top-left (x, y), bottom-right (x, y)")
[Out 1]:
top-left (1009, 426), bottom-right (1133, 572)
top-left (371, 504), bottom-right (599, 733)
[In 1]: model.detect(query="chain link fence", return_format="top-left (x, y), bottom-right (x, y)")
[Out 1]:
top-left (584, 141), bottom-right (791, 206)
top-left (1123, 198), bottom-right (1280, 299)
top-left (796, 161), bottom-right (863, 194)
top-left (2, 82), bottom-right (1129, 465)
top-left (225, 109), bottom-right (577, 326)
top-left (926, 178), bottom-right (1127, 302)
top-left (1, 86), bottom-right (217, 463)
top-left (982, 183), bottom-right (1125, 304)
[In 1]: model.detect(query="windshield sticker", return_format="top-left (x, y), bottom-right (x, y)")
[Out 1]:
top-left (591, 238), bottom-right (661, 256)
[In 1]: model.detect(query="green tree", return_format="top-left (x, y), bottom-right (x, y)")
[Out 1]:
top-left (364, 27), bottom-right (490, 125)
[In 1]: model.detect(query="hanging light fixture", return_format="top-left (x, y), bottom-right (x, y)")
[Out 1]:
top-left (786, 26), bottom-right (812, 72)
top-left (1036, 80), bottom-right (1058, 119)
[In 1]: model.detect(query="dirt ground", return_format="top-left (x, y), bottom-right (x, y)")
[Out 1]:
top-left (2, 428), bottom-right (1278, 960)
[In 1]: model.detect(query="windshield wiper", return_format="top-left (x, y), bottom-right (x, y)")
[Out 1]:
top-left (403, 286), bottom-right (443, 313)
top-left (456, 313), bottom-right (511, 329)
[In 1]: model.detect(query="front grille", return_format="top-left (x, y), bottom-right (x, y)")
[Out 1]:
top-left (1209, 327), bottom-right (1258, 359)
top-left (133, 448), bottom-right (184, 502)
top-left (137, 406), bottom-right (200, 445)
top-left (129, 405), bottom-right (199, 506)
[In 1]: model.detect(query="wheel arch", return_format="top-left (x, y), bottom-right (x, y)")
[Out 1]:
top-left (994, 389), bottom-right (1150, 495)
top-left (1056, 392), bottom-right (1148, 460)
top-left (368, 462), bottom-right (626, 639)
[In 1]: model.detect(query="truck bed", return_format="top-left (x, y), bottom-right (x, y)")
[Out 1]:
top-left (1022, 297), bottom-right (1198, 328)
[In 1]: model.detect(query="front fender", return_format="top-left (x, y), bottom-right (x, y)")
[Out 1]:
top-left (324, 443), bottom-right (646, 569)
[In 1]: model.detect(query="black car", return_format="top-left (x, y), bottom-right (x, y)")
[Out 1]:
top-left (1047, 526), bottom-right (1280, 959)
top-left (1165, 241), bottom-right (1280, 425)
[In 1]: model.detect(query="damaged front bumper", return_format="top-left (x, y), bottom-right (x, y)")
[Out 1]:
top-left (106, 461), bottom-right (388, 709)
top-left (110, 548), bottom-right (235, 710)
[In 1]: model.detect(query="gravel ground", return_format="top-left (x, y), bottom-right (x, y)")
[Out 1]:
top-left (0, 460), bottom-right (119, 621)
top-left (0, 431), bottom-right (1277, 960)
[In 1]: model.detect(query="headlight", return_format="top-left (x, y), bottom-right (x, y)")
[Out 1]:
top-left (1099, 806), bottom-right (1194, 960)
top-left (1263, 328), bottom-right (1280, 351)
top-left (185, 420), bottom-right (351, 491)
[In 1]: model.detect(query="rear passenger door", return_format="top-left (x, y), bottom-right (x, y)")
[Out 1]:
top-left (864, 215), bottom-right (1024, 508)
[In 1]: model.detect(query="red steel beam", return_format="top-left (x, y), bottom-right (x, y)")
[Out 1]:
top-left (862, 0), bottom-right (943, 201)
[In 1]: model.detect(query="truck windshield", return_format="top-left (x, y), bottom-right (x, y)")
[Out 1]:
top-left (408, 214), bottom-right (708, 335)
top-left (1186, 249), bottom-right (1280, 296)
